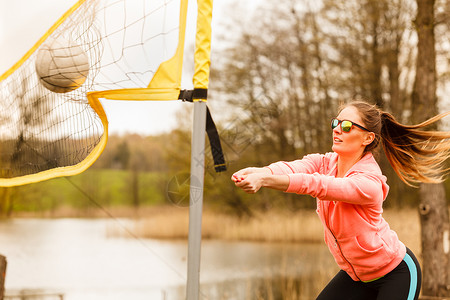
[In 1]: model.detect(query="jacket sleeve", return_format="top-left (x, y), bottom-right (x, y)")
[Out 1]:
top-left (266, 153), bottom-right (325, 175)
top-left (285, 171), bottom-right (386, 205)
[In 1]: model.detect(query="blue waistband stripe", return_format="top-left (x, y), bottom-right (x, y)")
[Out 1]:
top-left (403, 253), bottom-right (418, 300)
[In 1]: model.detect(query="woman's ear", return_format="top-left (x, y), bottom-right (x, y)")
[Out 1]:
top-left (363, 132), bottom-right (376, 146)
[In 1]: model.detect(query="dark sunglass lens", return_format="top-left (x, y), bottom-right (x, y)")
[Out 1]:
top-left (331, 119), bottom-right (339, 129)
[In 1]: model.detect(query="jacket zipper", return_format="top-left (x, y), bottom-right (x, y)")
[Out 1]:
top-left (328, 227), bottom-right (362, 281)
top-left (324, 201), bottom-right (362, 281)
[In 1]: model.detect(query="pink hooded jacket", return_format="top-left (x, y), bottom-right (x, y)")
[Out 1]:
top-left (266, 152), bottom-right (406, 282)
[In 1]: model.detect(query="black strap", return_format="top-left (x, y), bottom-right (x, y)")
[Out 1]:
top-left (178, 88), bottom-right (208, 101)
top-left (205, 106), bottom-right (226, 172)
top-left (178, 89), bottom-right (226, 173)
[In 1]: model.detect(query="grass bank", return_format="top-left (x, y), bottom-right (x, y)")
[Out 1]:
top-left (5, 169), bottom-right (167, 214)
top-left (108, 206), bottom-right (423, 255)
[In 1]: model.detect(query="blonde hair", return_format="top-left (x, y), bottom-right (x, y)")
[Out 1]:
top-left (343, 101), bottom-right (450, 186)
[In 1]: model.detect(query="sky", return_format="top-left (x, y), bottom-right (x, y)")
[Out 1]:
top-left (0, 0), bottom-right (260, 135)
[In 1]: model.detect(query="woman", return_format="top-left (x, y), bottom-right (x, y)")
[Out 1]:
top-left (232, 100), bottom-right (450, 300)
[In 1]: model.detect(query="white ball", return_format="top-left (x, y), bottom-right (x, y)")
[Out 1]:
top-left (35, 37), bottom-right (89, 93)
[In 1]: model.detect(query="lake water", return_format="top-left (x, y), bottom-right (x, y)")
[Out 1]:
top-left (0, 218), bottom-right (337, 299)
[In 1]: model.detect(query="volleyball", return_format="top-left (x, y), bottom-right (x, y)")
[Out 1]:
top-left (35, 37), bottom-right (89, 93)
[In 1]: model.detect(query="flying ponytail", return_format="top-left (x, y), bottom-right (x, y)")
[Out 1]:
top-left (344, 101), bottom-right (450, 186)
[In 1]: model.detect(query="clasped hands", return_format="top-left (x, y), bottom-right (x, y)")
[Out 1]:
top-left (231, 168), bottom-right (266, 194)
top-left (231, 167), bottom-right (289, 194)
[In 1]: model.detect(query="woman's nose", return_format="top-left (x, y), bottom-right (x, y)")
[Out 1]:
top-left (333, 125), bottom-right (342, 134)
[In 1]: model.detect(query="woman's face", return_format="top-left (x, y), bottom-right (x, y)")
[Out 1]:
top-left (332, 106), bottom-right (374, 157)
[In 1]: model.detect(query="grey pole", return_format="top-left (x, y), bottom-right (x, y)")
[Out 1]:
top-left (186, 100), bottom-right (207, 300)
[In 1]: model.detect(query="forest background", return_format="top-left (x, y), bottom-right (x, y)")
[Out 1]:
top-left (1, 0), bottom-right (449, 218)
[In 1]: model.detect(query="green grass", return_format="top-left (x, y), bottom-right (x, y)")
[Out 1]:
top-left (9, 169), bottom-right (168, 214)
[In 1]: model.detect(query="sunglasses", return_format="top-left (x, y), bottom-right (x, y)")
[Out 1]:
top-left (331, 118), bottom-right (370, 132)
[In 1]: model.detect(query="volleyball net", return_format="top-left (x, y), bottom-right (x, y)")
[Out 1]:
top-left (0, 0), bottom-right (225, 187)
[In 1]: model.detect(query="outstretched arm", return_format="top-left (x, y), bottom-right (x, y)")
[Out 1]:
top-left (232, 172), bottom-right (289, 194)
top-left (231, 153), bottom-right (326, 194)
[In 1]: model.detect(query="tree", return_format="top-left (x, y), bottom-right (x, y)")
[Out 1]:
top-left (212, 0), bottom-right (337, 161)
top-left (0, 75), bottom-right (58, 216)
top-left (112, 140), bottom-right (130, 169)
top-left (412, 0), bottom-right (450, 296)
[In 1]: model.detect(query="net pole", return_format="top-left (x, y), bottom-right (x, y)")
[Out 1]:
top-left (186, 0), bottom-right (213, 298)
top-left (186, 101), bottom-right (207, 300)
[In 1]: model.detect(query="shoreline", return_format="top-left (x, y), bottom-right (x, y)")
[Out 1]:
top-left (7, 205), bottom-right (424, 255)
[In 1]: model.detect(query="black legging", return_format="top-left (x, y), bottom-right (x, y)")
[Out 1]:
top-left (317, 248), bottom-right (421, 300)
